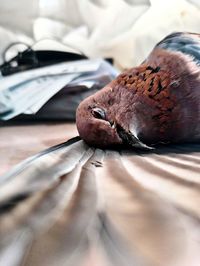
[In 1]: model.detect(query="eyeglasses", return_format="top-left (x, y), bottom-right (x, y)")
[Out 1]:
top-left (0, 41), bottom-right (87, 76)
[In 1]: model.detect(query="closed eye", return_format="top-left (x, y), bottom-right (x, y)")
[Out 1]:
top-left (92, 107), bottom-right (106, 120)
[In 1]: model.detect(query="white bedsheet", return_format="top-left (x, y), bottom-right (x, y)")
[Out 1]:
top-left (0, 0), bottom-right (200, 69)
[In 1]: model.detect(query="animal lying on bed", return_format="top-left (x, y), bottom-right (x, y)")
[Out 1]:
top-left (0, 32), bottom-right (200, 266)
top-left (77, 32), bottom-right (200, 149)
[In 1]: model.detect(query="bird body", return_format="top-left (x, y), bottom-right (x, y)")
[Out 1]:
top-left (76, 32), bottom-right (200, 148)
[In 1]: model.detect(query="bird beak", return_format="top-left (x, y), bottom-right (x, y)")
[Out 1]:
top-left (110, 121), bottom-right (116, 129)
top-left (115, 124), bottom-right (154, 150)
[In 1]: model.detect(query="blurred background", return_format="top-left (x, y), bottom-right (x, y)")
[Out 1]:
top-left (0, 0), bottom-right (200, 69)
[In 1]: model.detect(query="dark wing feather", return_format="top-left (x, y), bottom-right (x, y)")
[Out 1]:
top-left (156, 32), bottom-right (200, 65)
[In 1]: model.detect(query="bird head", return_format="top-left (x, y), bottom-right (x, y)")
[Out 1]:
top-left (76, 80), bottom-right (152, 149)
top-left (76, 85), bottom-right (123, 148)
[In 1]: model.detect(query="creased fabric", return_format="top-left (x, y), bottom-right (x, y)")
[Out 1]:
top-left (0, 138), bottom-right (200, 266)
top-left (0, 0), bottom-right (200, 68)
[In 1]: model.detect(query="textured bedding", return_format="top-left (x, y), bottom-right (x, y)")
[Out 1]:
top-left (0, 133), bottom-right (200, 266)
top-left (0, 123), bottom-right (78, 175)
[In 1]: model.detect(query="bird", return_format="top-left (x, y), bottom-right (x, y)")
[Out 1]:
top-left (76, 32), bottom-right (200, 149)
top-left (1, 32), bottom-right (200, 266)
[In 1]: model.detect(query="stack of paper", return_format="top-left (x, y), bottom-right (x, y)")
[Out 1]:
top-left (0, 59), bottom-right (118, 120)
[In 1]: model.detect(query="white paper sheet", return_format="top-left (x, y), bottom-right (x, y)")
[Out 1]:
top-left (0, 59), bottom-right (118, 120)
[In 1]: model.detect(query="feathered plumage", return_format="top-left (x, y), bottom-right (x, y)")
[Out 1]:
top-left (76, 32), bottom-right (200, 148)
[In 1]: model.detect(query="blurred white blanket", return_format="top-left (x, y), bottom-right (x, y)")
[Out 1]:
top-left (0, 0), bottom-right (200, 69)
